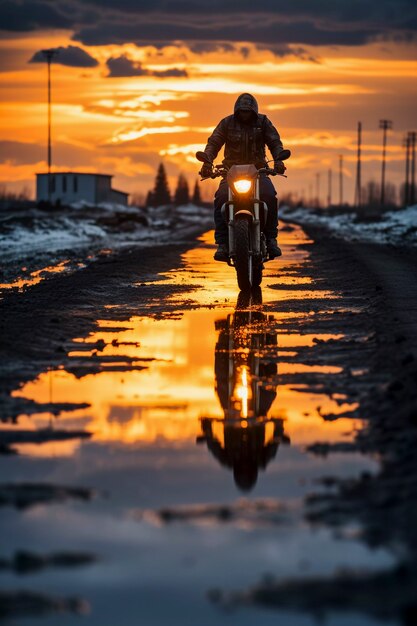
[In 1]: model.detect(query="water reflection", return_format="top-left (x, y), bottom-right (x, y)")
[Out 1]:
top-left (198, 289), bottom-right (290, 491)
top-left (1, 226), bottom-right (392, 626)
top-left (0, 260), bottom-right (72, 292)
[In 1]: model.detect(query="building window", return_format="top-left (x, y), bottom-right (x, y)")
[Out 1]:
top-left (73, 175), bottom-right (78, 193)
top-left (62, 176), bottom-right (67, 192)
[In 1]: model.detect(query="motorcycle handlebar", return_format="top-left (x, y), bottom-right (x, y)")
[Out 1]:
top-left (198, 167), bottom-right (227, 180)
top-left (199, 166), bottom-right (287, 180)
top-left (258, 167), bottom-right (276, 175)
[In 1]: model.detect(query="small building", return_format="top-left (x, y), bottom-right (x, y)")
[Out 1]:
top-left (36, 172), bottom-right (129, 206)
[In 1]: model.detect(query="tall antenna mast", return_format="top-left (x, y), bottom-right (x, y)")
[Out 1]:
top-left (41, 48), bottom-right (58, 203)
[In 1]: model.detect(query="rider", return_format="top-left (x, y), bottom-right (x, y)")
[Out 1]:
top-left (200, 93), bottom-right (287, 262)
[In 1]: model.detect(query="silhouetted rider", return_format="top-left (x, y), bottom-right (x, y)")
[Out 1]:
top-left (201, 93), bottom-right (287, 262)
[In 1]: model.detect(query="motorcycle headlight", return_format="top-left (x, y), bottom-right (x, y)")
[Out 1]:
top-left (233, 179), bottom-right (252, 194)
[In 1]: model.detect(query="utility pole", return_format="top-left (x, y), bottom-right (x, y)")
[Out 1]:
top-left (409, 131), bottom-right (416, 206)
top-left (403, 134), bottom-right (410, 207)
top-left (355, 121), bottom-right (362, 208)
top-left (339, 155), bottom-right (343, 205)
top-left (327, 169), bottom-right (332, 207)
top-left (316, 172), bottom-right (321, 208)
top-left (41, 48), bottom-right (58, 203)
top-left (379, 119), bottom-right (392, 206)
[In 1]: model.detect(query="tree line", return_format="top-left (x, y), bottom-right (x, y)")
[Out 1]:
top-left (146, 162), bottom-right (202, 207)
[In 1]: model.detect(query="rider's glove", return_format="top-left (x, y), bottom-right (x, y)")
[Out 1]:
top-left (274, 160), bottom-right (286, 175)
top-left (200, 162), bottom-right (213, 178)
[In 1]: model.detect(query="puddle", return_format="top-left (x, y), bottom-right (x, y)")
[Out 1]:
top-left (0, 224), bottom-right (395, 626)
top-left (0, 259), bottom-right (73, 292)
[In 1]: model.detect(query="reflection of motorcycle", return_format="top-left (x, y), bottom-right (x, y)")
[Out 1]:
top-left (196, 149), bottom-right (290, 291)
top-left (197, 289), bottom-right (290, 491)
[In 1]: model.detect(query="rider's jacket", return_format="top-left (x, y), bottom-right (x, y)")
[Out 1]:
top-left (204, 93), bottom-right (284, 169)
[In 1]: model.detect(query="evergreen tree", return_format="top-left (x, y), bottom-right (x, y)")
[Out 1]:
top-left (192, 178), bottom-right (202, 205)
top-left (174, 173), bottom-right (190, 206)
top-left (153, 163), bottom-right (171, 206)
top-left (145, 190), bottom-right (154, 207)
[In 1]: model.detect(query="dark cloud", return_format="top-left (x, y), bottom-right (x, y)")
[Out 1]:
top-left (0, 0), bottom-right (71, 32)
top-left (106, 55), bottom-right (149, 77)
top-left (106, 55), bottom-right (187, 78)
top-left (154, 67), bottom-right (187, 77)
top-left (29, 45), bottom-right (99, 67)
top-left (75, 20), bottom-right (374, 48)
top-left (0, 140), bottom-right (45, 164)
top-left (259, 44), bottom-right (320, 63)
top-left (0, 140), bottom-right (95, 168)
top-left (187, 42), bottom-right (235, 54)
top-left (1, 0), bottom-right (416, 49)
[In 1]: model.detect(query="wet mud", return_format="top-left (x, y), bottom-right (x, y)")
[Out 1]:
top-left (1, 222), bottom-right (417, 624)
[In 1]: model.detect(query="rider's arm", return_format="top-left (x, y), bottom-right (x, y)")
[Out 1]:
top-left (203, 117), bottom-right (228, 162)
top-left (263, 116), bottom-right (284, 161)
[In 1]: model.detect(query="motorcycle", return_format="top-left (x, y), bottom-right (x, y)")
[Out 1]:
top-left (196, 288), bottom-right (290, 491)
top-left (196, 149), bottom-right (291, 291)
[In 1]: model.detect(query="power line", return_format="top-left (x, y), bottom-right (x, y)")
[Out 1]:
top-left (379, 119), bottom-right (392, 206)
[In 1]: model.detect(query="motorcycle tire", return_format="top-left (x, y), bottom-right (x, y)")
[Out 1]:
top-left (235, 218), bottom-right (253, 292)
top-left (252, 258), bottom-right (263, 288)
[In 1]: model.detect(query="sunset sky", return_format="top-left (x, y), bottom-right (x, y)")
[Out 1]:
top-left (1, 0), bottom-right (416, 203)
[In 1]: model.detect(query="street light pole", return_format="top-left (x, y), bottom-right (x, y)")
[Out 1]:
top-left (41, 48), bottom-right (58, 204)
top-left (379, 119), bottom-right (392, 206)
top-left (316, 172), bottom-right (320, 208)
top-left (339, 154), bottom-right (343, 206)
top-left (404, 134), bottom-right (410, 207)
top-left (327, 168), bottom-right (332, 207)
top-left (409, 131), bottom-right (417, 206)
top-left (355, 121), bottom-right (362, 208)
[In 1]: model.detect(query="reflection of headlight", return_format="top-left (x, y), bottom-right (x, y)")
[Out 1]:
top-left (233, 179), bottom-right (252, 193)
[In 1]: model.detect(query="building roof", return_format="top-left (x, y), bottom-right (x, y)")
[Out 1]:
top-left (36, 172), bottom-right (113, 178)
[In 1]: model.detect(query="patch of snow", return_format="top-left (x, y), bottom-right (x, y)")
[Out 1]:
top-left (0, 217), bottom-right (107, 258)
top-left (0, 202), bottom-right (213, 283)
top-left (280, 205), bottom-right (417, 247)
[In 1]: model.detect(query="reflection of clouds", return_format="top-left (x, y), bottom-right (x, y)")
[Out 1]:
top-left (134, 498), bottom-right (295, 530)
top-left (0, 590), bottom-right (89, 621)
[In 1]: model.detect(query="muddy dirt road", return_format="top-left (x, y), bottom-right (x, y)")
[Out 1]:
top-left (1, 223), bottom-right (416, 625)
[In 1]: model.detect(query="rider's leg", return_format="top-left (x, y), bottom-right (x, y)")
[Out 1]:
top-left (259, 176), bottom-right (281, 257)
top-left (213, 180), bottom-right (229, 261)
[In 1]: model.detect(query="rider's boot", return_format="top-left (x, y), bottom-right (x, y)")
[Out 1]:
top-left (267, 237), bottom-right (282, 258)
top-left (214, 243), bottom-right (229, 262)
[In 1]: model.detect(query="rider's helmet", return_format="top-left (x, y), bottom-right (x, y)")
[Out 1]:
top-left (234, 93), bottom-right (258, 120)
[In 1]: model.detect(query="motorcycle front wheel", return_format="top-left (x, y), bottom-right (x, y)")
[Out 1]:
top-left (234, 219), bottom-right (263, 291)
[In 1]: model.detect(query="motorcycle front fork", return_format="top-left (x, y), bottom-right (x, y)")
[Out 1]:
top-left (224, 178), bottom-right (268, 262)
